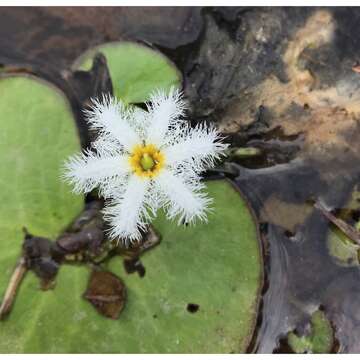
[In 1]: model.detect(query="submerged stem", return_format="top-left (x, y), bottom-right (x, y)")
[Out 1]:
top-left (227, 147), bottom-right (262, 159)
top-left (315, 202), bottom-right (360, 246)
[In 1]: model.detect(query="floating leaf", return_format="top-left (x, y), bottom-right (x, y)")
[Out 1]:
top-left (287, 310), bottom-right (334, 354)
top-left (73, 42), bottom-right (182, 104)
top-left (325, 186), bottom-right (360, 267)
top-left (0, 74), bottom-right (83, 255)
top-left (0, 180), bottom-right (262, 353)
top-left (327, 225), bottom-right (360, 267)
top-left (0, 74), bottom-right (83, 348)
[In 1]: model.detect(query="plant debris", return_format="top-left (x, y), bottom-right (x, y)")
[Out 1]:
top-left (83, 269), bottom-right (127, 320)
top-left (315, 201), bottom-right (360, 246)
top-left (0, 257), bottom-right (27, 319)
top-left (23, 228), bottom-right (60, 288)
top-left (0, 199), bottom-right (160, 320)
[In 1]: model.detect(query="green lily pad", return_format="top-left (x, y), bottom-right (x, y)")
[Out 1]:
top-left (0, 75), bottom-right (83, 347)
top-left (1, 179), bottom-right (263, 353)
top-left (287, 310), bottom-right (334, 354)
top-left (72, 41), bottom-right (182, 104)
top-left (0, 75), bottom-right (83, 243)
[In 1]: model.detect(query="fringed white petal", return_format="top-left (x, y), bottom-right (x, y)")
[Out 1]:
top-left (63, 150), bottom-right (130, 194)
top-left (84, 94), bottom-right (141, 151)
top-left (155, 169), bottom-right (211, 225)
top-left (163, 123), bottom-right (228, 171)
top-left (143, 179), bottom-right (165, 217)
top-left (145, 87), bottom-right (186, 147)
top-left (131, 107), bottom-right (151, 140)
top-left (103, 175), bottom-right (151, 244)
top-left (92, 107), bottom-right (149, 155)
top-left (97, 172), bottom-right (131, 200)
top-left (92, 135), bottom-right (122, 156)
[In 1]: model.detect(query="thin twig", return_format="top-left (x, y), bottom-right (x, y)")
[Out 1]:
top-left (0, 257), bottom-right (27, 320)
top-left (315, 202), bottom-right (360, 246)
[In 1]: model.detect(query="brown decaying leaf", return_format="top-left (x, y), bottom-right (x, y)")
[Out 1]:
top-left (83, 269), bottom-right (126, 320)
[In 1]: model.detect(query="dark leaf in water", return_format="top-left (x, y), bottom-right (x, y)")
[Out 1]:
top-left (72, 42), bottom-right (182, 104)
top-left (0, 7), bottom-right (203, 69)
top-left (56, 228), bottom-right (105, 257)
top-left (64, 52), bottom-right (113, 109)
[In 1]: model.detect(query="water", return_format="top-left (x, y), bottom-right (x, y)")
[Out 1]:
top-left (232, 153), bottom-right (360, 353)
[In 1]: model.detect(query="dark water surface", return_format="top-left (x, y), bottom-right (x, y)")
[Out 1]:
top-left (234, 156), bottom-right (360, 353)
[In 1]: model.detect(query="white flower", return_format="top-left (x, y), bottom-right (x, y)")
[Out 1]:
top-left (63, 88), bottom-right (228, 244)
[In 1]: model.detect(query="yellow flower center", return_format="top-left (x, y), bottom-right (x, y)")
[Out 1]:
top-left (129, 144), bottom-right (165, 178)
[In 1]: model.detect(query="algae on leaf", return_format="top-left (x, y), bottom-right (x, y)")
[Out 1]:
top-left (73, 42), bottom-right (182, 104)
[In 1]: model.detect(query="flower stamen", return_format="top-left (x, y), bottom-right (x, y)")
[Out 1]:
top-left (140, 153), bottom-right (155, 171)
top-left (129, 144), bottom-right (165, 178)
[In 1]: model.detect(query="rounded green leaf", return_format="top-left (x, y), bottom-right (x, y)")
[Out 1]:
top-left (0, 75), bottom-right (83, 348)
top-left (0, 75), bottom-right (83, 241)
top-left (73, 42), bottom-right (182, 104)
top-left (0, 180), bottom-right (262, 353)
